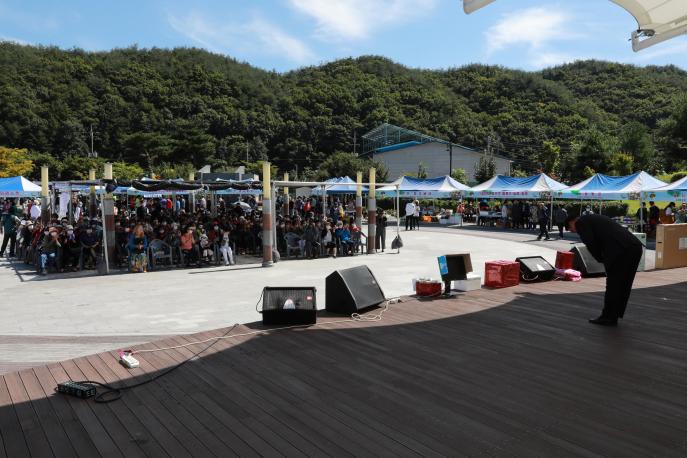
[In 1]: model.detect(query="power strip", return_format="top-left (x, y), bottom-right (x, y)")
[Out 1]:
top-left (119, 351), bottom-right (140, 369)
top-left (57, 381), bottom-right (96, 398)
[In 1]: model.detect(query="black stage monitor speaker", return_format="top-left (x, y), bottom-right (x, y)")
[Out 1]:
top-left (571, 244), bottom-right (606, 277)
top-left (260, 287), bottom-right (317, 325)
top-left (515, 256), bottom-right (556, 282)
top-left (325, 265), bottom-right (385, 314)
top-left (438, 253), bottom-right (473, 294)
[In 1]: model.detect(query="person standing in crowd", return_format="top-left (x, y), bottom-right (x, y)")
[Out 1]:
top-left (413, 200), bottom-right (421, 230)
top-left (128, 223), bottom-right (148, 272)
top-left (180, 226), bottom-right (199, 267)
top-left (511, 201), bottom-right (522, 229)
top-left (80, 225), bottom-right (100, 269)
top-left (555, 205), bottom-right (568, 238)
top-left (501, 201), bottom-right (509, 227)
top-left (565, 214), bottom-right (643, 326)
top-left (376, 210), bottom-right (387, 252)
top-left (536, 203), bottom-right (550, 241)
top-left (29, 200), bottom-right (41, 220)
top-left (664, 202), bottom-right (676, 224)
top-left (1, 209), bottom-right (20, 257)
top-left (675, 203), bottom-right (687, 223)
top-left (39, 227), bottom-right (61, 275)
top-left (636, 202), bottom-right (648, 227)
top-left (405, 200), bottom-right (416, 231)
top-left (219, 230), bottom-right (235, 266)
top-left (649, 201), bottom-right (660, 231)
top-left (529, 203), bottom-right (538, 231)
top-left (582, 205), bottom-right (594, 216)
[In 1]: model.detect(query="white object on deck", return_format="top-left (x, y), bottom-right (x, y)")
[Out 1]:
top-left (452, 274), bottom-right (482, 292)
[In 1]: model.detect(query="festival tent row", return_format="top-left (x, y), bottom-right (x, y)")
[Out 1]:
top-left (377, 175), bottom-right (470, 198)
top-left (311, 177), bottom-right (369, 195)
top-left (650, 176), bottom-right (687, 201)
top-left (465, 173), bottom-right (567, 199)
top-left (0, 176), bottom-right (42, 197)
top-left (557, 172), bottom-right (668, 200)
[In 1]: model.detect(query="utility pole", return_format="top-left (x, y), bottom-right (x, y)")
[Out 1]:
top-left (353, 131), bottom-right (357, 155)
top-left (448, 142), bottom-right (453, 176)
top-left (89, 124), bottom-right (96, 157)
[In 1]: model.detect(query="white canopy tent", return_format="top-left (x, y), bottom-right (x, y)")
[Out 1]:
top-left (462, 0), bottom-right (687, 51)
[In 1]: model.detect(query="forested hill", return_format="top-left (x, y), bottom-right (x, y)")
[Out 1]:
top-left (1, 42), bottom-right (686, 182)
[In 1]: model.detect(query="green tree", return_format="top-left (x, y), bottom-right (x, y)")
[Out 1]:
top-left (60, 155), bottom-right (107, 180)
top-left (417, 162), bottom-right (428, 179)
top-left (572, 128), bottom-right (615, 180)
top-left (0, 146), bottom-right (33, 178)
top-left (537, 141), bottom-right (560, 176)
top-left (451, 168), bottom-right (467, 184)
top-left (510, 168), bottom-right (529, 178)
top-left (474, 155), bottom-right (496, 183)
top-left (316, 152), bottom-right (370, 181)
top-left (619, 121), bottom-right (654, 171)
top-left (609, 152), bottom-right (634, 176)
top-left (112, 161), bottom-right (145, 180)
top-left (122, 132), bottom-right (171, 169)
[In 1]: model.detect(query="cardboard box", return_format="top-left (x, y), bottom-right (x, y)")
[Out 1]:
top-left (655, 224), bottom-right (687, 269)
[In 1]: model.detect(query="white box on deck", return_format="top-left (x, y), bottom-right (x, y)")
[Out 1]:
top-left (452, 274), bottom-right (482, 292)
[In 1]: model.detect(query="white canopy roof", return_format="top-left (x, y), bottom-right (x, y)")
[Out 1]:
top-left (462, 0), bottom-right (687, 51)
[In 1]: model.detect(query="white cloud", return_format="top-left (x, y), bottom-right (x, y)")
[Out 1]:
top-left (168, 12), bottom-right (315, 64)
top-left (530, 51), bottom-right (579, 68)
top-left (287, 0), bottom-right (438, 41)
top-left (485, 7), bottom-right (577, 55)
top-left (0, 35), bottom-right (30, 45)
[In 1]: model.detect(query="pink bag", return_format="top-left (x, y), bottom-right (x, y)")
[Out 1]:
top-left (555, 268), bottom-right (581, 282)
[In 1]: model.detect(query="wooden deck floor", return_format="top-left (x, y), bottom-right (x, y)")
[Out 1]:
top-left (1, 268), bottom-right (686, 457)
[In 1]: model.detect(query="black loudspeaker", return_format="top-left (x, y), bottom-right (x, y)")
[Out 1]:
top-left (325, 265), bottom-right (385, 314)
top-left (438, 253), bottom-right (473, 294)
top-left (515, 256), bottom-right (556, 282)
top-left (571, 244), bottom-right (606, 277)
top-left (260, 287), bottom-right (317, 325)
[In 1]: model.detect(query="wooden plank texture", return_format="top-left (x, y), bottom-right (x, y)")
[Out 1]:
top-left (0, 268), bottom-right (686, 457)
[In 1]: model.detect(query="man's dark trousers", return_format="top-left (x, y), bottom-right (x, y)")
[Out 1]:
top-left (537, 219), bottom-right (548, 239)
top-left (603, 244), bottom-right (643, 319)
top-left (1, 232), bottom-right (16, 257)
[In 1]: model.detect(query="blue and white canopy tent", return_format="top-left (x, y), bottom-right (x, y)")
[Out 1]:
top-left (0, 176), bottom-right (42, 197)
top-left (646, 175), bottom-right (687, 202)
top-left (377, 175), bottom-right (469, 198)
top-left (311, 177), bottom-right (368, 195)
top-left (558, 172), bottom-right (667, 200)
top-left (466, 173), bottom-right (568, 199)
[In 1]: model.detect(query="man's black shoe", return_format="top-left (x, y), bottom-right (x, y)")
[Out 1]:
top-left (589, 316), bottom-right (618, 326)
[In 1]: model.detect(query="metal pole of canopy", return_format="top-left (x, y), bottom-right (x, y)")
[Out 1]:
top-left (639, 192), bottom-right (644, 233)
top-left (96, 185), bottom-right (110, 275)
top-left (396, 184), bottom-right (400, 253)
top-left (321, 185), bottom-right (327, 221)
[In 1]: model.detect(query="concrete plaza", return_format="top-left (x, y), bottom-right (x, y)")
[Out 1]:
top-left (0, 226), bottom-right (562, 370)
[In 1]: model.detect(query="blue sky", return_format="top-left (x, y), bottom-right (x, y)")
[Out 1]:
top-left (1, 0), bottom-right (686, 72)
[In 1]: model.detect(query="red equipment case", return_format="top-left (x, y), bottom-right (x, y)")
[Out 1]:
top-left (484, 260), bottom-right (520, 288)
top-left (416, 280), bottom-right (442, 297)
top-left (555, 251), bottom-right (574, 270)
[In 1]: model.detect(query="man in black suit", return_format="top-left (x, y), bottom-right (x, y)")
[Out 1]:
top-left (565, 214), bottom-right (643, 326)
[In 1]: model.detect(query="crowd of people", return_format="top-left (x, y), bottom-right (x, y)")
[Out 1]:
top-left (4, 192), bottom-right (686, 277)
top-left (0, 192), bottom-right (390, 276)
